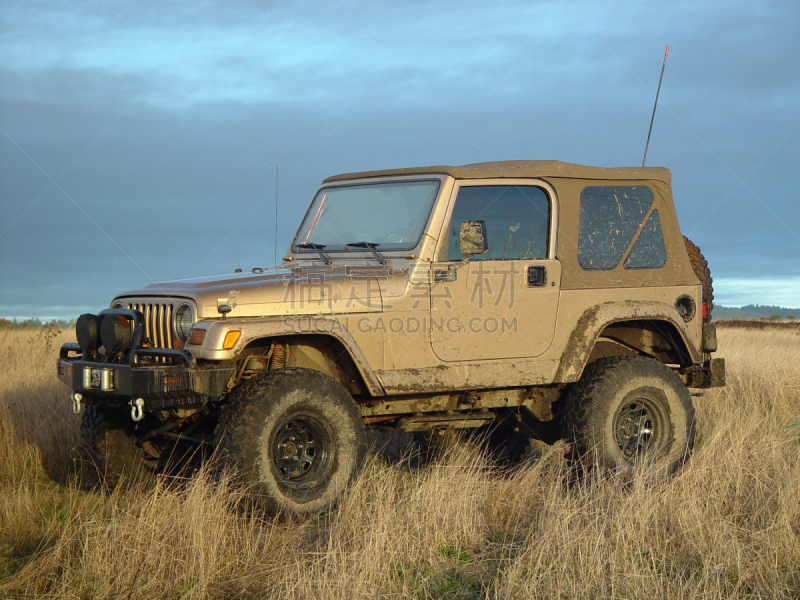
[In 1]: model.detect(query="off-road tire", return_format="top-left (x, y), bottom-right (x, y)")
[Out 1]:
top-left (79, 404), bottom-right (159, 489)
top-left (560, 356), bottom-right (695, 478)
top-left (472, 425), bottom-right (531, 465)
top-left (414, 425), bottom-right (530, 466)
top-left (683, 236), bottom-right (714, 319)
top-left (415, 428), bottom-right (469, 463)
top-left (214, 368), bottom-right (367, 516)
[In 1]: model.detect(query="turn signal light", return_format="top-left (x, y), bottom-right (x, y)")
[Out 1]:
top-left (222, 330), bottom-right (241, 350)
top-left (187, 328), bottom-right (206, 346)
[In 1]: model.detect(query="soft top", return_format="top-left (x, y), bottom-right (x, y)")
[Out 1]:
top-left (323, 160), bottom-right (671, 184)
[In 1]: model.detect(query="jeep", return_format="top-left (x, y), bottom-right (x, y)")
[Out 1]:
top-left (57, 160), bottom-right (724, 515)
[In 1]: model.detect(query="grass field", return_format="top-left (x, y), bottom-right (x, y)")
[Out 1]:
top-left (1, 326), bottom-right (799, 599)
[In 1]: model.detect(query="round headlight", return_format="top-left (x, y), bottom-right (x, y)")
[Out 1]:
top-left (174, 303), bottom-right (194, 341)
top-left (100, 315), bottom-right (132, 354)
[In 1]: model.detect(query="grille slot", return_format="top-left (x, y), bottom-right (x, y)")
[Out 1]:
top-left (126, 302), bottom-right (175, 350)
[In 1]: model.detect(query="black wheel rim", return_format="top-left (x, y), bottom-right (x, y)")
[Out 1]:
top-left (271, 412), bottom-right (333, 490)
top-left (613, 394), bottom-right (668, 463)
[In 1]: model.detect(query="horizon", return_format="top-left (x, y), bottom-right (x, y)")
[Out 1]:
top-left (3, 300), bottom-right (800, 323)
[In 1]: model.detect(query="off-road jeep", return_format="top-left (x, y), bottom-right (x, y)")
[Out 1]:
top-left (57, 160), bottom-right (724, 515)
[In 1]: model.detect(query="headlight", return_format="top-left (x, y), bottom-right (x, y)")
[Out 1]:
top-left (174, 303), bottom-right (194, 341)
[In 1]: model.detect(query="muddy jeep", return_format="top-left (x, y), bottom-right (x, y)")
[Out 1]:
top-left (57, 160), bottom-right (724, 514)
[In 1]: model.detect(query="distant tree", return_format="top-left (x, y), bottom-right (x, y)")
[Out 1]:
top-left (789, 315), bottom-right (796, 321)
top-left (0, 318), bottom-right (12, 330)
top-left (769, 315), bottom-right (782, 321)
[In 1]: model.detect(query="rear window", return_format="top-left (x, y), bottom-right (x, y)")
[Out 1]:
top-left (578, 186), bottom-right (664, 271)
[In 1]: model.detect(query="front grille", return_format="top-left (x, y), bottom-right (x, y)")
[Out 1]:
top-left (125, 302), bottom-right (175, 349)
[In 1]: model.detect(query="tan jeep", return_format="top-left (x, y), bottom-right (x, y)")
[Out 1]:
top-left (57, 160), bottom-right (723, 514)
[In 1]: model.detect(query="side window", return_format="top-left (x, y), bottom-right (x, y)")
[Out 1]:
top-left (447, 185), bottom-right (550, 261)
top-left (624, 210), bottom-right (667, 269)
top-left (578, 186), bottom-right (654, 270)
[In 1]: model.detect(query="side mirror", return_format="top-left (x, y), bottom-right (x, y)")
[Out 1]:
top-left (459, 220), bottom-right (488, 256)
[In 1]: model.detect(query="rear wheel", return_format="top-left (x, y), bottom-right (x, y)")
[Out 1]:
top-left (214, 368), bottom-right (367, 516)
top-left (560, 356), bottom-right (695, 478)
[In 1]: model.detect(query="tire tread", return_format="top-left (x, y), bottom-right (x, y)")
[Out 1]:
top-left (683, 236), bottom-right (714, 318)
top-left (560, 355), bottom-right (696, 474)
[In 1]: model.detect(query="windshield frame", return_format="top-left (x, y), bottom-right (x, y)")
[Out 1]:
top-left (290, 175), bottom-right (446, 256)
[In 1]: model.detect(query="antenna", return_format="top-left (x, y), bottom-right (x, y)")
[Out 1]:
top-left (643, 45), bottom-right (669, 167)
top-left (274, 166), bottom-right (278, 268)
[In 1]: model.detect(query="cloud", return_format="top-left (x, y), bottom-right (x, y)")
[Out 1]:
top-left (1, 0), bottom-right (798, 318)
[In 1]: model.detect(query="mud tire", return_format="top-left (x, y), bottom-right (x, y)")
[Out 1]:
top-left (214, 368), bottom-right (367, 516)
top-left (683, 236), bottom-right (714, 319)
top-left (474, 425), bottom-right (531, 465)
top-left (80, 404), bottom-right (159, 489)
top-left (415, 425), bottom-right (531, 466)
top-left (560, 356), bottom-right (695, 478)
top-left (415, 428), bottom-right (469, 463)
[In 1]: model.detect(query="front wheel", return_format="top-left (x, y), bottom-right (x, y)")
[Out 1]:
top-left (560, 356), bottom-right (695, 478)
top-left (214, 368), bottom-right (367, 516)
top-left (80, 404), bottom-right (159, 488)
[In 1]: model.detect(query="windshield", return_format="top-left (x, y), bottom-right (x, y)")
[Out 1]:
top-left (293, 179), bottom-right (441, 252)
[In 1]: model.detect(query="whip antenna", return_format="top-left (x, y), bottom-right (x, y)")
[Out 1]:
top-left (274, 166), bottom-right (279, 268)
top-left (643, 45), bottom-right (669, 167)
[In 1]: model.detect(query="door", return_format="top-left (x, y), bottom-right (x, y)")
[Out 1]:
top-left (429, 182), bottom-right (560, 362)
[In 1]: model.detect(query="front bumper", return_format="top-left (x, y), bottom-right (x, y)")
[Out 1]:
top-left (57, 351), bottom-right (233, 410)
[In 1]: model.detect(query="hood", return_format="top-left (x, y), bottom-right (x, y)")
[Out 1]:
top-left (114, 267), bottom-right (384, 319)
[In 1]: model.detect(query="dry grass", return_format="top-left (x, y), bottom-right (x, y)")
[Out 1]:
top-left (1, 327), bottom-right (799, 599)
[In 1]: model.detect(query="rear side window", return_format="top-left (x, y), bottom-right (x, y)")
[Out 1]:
top-left (578, 186), bottom-right (661, 270)
top-left (624, 210), bottom-right (667, 269)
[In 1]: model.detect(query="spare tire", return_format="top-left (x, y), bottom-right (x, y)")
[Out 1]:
top-left (683, 236), bottom-right (714, 320)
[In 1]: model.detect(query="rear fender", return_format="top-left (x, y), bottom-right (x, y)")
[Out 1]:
top-left (554, 301), bottom-right (702, 383)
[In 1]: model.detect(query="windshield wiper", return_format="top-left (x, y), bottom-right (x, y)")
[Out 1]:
top-left (296, 242), bottom-right (331, 265)
top-left (345, 241), bottom-right (387, 265)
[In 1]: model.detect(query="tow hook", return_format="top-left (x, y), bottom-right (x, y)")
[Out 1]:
top-left (71, 392), bottom-right (82, 414)
top-left (130, 398), bottom-right (145, 422)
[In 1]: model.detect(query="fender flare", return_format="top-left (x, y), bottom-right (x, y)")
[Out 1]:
top-left (197, 316), bottom-right (386, 396)
top-left (554, 300), bottom-right (703, 383)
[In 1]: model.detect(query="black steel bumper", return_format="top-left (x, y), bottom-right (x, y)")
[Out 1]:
top-left (681, 357), bottom-right (725, 388)
top-left (57, 345), bottom-right (234, 408)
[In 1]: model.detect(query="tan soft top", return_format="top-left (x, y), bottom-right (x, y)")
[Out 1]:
top-left (323, 160), bottom-right (671, 184)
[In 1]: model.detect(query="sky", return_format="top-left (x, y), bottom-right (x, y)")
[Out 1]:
top-left (1, 0), bottom-right (799, 319)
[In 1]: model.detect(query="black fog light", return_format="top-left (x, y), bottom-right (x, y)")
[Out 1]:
top-left (100, 315), bottom-right (132, 354)
top-left (76, 314), bottom-right (101, 353)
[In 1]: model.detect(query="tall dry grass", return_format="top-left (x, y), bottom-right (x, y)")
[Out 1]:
top-left (1, 327), bottom-right (799, 599)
